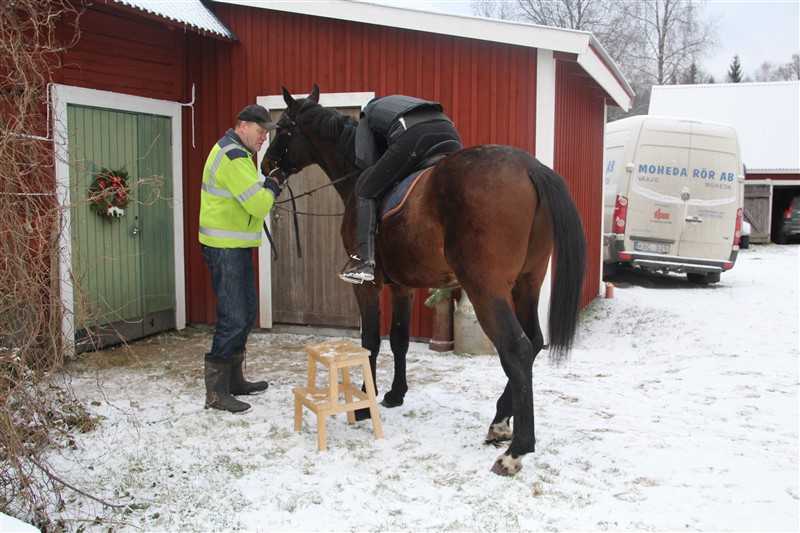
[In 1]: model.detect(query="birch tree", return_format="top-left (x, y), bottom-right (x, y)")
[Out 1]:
top-left (625, 0), bottom-right (716, 86)
top-left (473, 0), bottom-right (640, 71)
top-left (754, 53), bottom-right (800, 81)
top-left (471, 0), bottom-right (718, 115)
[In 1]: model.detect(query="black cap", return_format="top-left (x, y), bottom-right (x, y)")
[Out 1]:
top-left (237, 104), bottom-right (278, 131)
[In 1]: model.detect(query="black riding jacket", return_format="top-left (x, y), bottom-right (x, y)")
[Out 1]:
top-left (355, 95), bottom-right (448, 169)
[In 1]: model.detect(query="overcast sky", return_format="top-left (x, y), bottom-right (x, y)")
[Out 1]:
top-left (702, 0), bottom-right (800, 80)
top-left (374, 0), bottom-right (800, 82)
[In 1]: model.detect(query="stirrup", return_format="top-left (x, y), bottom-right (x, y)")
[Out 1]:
top-left (339, 255), bottom-right (375, 284)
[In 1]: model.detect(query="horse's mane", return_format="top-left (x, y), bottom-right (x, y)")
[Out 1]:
top-left (299, 100), bottom-right (358, 164)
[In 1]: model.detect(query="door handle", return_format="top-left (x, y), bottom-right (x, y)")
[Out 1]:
top-left (685, 216), bottom-right (702, 223)
top-left (132, 215), bottom-right (141, 235)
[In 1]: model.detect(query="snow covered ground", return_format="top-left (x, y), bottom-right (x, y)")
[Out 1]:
top-left (28, 243), bottom-right (800, 531)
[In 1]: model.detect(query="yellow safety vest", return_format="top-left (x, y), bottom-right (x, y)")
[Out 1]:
top-left (198, 129), bottom-right (274, 248)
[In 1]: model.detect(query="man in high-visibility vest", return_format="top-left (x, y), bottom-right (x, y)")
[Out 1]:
top-left (199, 104), bottom-right (288, 413)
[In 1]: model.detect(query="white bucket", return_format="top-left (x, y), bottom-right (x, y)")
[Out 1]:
top-left (453, 291), bottom-right (495, 355)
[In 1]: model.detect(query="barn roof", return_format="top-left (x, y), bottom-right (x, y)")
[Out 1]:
top-left (212, 0), bottom-right (633, 110)
top-left (649, 81), bottom-right (800, 174)
top-left (111, 0), bottom-right (236, 40)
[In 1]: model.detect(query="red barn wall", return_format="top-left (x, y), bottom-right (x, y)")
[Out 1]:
top-left (56, 4), bottom-right (186, 101)
top-left (554, 59), bottom-right (608, 307)
top-left (51, 2), bottom-right (613, 338)
top-left (185, 4), bottom-right (542, 336)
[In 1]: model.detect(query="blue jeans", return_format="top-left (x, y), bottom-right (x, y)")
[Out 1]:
top-left (201, 245), bottom-right (258, 360)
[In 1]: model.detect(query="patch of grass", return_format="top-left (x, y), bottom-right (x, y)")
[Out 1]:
top-left (432, 473), bottom-right (465, 489)
top-left (215, 455), bottom-right (245, 478)
top-left (76, 350), bottom-right (143, 370)
top-left (49, 391), bottom-right (101, 433)
top-left (574, 457), bottom-right (593, 471)
top-left (632, 476), bottom-right (659, 487)
top-left (301, 460), bottom-right (316, 476)
top-left (276, 494), bottom-right (299, 513)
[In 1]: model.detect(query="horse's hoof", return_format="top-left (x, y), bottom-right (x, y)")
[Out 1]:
top-left (485, 420), bottom-right (512, 444)
top-left (484, 431), bottom-right (512, 445)
top-left (354, 408), bottom-right (371, 421)
top-left (380, 395), bottom-right (404, 408)
top-left (490, 454), bottom-right (523, 476)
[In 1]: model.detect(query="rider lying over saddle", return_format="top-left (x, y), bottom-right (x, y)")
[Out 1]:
top-left (340, 95), bottom-right (462, 284)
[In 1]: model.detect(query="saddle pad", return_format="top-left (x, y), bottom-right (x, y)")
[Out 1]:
top-left (379, 166), bottom-right (434, 223)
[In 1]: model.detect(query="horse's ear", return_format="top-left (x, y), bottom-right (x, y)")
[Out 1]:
top-left (281, 86), bottom-right (295, 107)
top-left (309, 83), bottom-right (320, 103)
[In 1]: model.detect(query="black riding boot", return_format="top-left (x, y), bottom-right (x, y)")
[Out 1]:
top-left (340, 197), bottom-right (377, 284)
top-left (204, 355), bottom-right (250, 413)
top-left (229, 348), bottom-right (269, 395)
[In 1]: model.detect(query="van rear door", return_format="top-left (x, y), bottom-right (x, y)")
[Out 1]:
top-left (625, 119), bottom-right (688, 257)
top-left (678, 122), bottom-right (741, 260)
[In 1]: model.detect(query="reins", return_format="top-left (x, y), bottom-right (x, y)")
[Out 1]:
top-left (263, 170), bottom-right (359, 261)
top-left (274, 169), bottom-right (359, 212)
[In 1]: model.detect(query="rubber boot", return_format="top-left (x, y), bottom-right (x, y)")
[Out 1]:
top-left (230, 348), bottom-right (269, 396)
top-left (204, 355), bottom-right (251, 413)
top-left (340, 197), bottom-right (377, 283)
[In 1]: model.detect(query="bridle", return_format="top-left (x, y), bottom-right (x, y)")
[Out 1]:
top-left (267, 99), bottom-right (329, 174)
top-left (266, 101), bottom-right (359, 207)
top-left (266, 110), bottom-right (304, 175)
top-left (262, 102), bottom-right (359, 260)
top-left (260, 108), bottom-right (304, 261)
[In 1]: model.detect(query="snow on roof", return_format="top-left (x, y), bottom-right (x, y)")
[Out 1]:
top-left (212, 0), bottom-right (633, 110)
top-left (113, 0), bottom-right (235, 40)
top-left (649, 81), bottom-right (800, 173)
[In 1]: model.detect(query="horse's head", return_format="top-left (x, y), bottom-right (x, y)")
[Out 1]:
top-left (262, 84), bottom-right (320, 177)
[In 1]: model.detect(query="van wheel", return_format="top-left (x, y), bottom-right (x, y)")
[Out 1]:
top-left (687, 272), bottom-right (720, 284)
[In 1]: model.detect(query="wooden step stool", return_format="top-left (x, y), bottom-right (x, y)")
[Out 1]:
top-left (293, 339), bottom-right (383, 451)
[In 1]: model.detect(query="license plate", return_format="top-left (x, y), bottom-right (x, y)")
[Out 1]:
top-left (633, 241), bottom-right (670, 254)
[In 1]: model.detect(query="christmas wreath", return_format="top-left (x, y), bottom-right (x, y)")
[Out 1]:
top-left (88, 166), bottom-right (129, 219)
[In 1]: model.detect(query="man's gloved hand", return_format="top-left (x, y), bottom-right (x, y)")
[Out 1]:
top-left (263, 168), bottom-right (289, 197)
top-left (270, 168), bottom-right (290, 186)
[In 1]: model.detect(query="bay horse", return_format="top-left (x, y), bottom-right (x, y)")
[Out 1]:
top-left (265, 85), bottom-right (586, 476)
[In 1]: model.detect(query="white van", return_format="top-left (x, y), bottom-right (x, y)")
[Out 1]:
top-left (603, 116), bottom-right (745, 284)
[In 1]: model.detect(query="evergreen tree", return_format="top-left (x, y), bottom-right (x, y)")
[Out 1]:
top-left (689, 62), bottom-right (699, 84)
top-left (682, 62), bottom-right (700, 84)
top-left (727, 55), bottom-right (743, 82)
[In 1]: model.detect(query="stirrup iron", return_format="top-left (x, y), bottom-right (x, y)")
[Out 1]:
top-left (339, 255), bottom-right (374, 284)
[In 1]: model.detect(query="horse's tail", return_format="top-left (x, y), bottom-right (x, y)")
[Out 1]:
top-left (527, 159), bottom-right (587, 365)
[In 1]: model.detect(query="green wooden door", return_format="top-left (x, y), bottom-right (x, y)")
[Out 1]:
top-left (68, 105), bottom-right (175, 350)
top-left (136, 114), bottom-right (176, 337)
